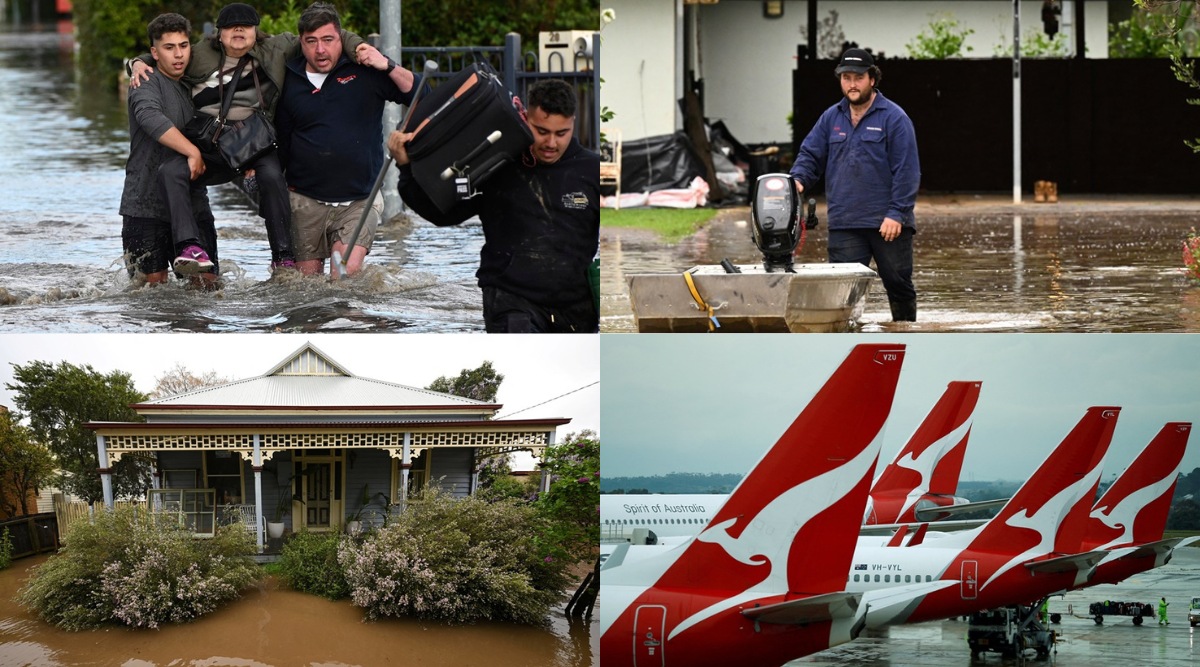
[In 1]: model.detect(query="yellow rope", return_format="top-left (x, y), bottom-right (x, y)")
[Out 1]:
top-left (683, 271), bottom-right (719, 332)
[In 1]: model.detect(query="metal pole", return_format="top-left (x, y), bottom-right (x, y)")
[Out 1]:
top-left (380, 0), bottom-right (402, 221)
top-left (1012, 0), bottom-right (1022, 204)
top-left (591, 32), bottom-right (601, 151)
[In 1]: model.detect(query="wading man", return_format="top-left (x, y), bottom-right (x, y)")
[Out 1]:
top-left (275, 2), bottom-right (419, 278)
top-left (790, 48), bottom-right (920, 322)
top-left (388, 79), bottom-right (600, 333)
top-left (119, 12), bottom-right (218, 288)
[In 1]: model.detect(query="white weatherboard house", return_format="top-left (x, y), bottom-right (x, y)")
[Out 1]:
top-left (86, 342), bottom-right (569, 552)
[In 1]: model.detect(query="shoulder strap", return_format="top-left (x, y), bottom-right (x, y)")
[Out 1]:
top-left (216, 56), bottom-right (250, 123)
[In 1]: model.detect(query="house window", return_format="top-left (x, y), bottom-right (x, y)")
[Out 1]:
top-left (205, 451), bottom-right (244, 505)
top-left (163, 469), bottom-right (197, 488)
top-left (149, 488), bottom-right (216, 537)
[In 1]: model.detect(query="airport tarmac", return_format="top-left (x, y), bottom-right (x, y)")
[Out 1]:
top-left (789, 547), bottom-right (1200, 666)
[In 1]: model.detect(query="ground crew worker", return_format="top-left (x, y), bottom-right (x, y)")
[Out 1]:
top-left (1158, 596), bottom-right (1169, 625)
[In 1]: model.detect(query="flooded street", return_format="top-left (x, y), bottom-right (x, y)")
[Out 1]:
top-left (0, 555), bottom-right (597, 666)
top-left (0, 27), bottom-right (486, 332)
top-left (603, 199), bottom-right (1200, 333)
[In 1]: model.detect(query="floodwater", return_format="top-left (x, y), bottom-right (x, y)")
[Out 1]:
top-left (0, 554), bottom-right (598, 666)
top-left (602, 200), bottom-right (1200, 333)
top-left (0, 27), bottom-right (486, 332)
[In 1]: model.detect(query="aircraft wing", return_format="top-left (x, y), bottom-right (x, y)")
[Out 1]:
top-left (859, 518), bottom-right (986, 537)
top-left (1024, 549), bottom-right (1109, 574)
top-left (740, 591), bottom-right (861, 625)
top-left (1099, 536), bottom-right (1200, 562)
top-left (914, 497), bottom-right (1009, 522)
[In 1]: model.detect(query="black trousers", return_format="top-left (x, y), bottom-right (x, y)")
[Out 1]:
top-left (158, 150), bottom-right (295, 263)
top-left (482, 286), bottom-right (599, 333)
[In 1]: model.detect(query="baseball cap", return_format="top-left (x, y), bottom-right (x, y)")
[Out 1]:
top-left (216, 3), bottom-right (260, 28)
top-left (834, 48), bottom-right (874, 74)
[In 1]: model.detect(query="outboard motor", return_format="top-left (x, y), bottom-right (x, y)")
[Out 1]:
top-left (751, 173), bottom-right (812, 272)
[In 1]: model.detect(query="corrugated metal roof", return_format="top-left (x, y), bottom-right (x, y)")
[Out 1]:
top-left (141, 342), bottom-right (493, 410)
top-left (143, 375), bottom-right (489, 408)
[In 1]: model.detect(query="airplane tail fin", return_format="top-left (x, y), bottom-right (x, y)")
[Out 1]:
top-left (665, 344), bottom-right (906, 597)
top-left (870, 380), bottom-right (981, 513)
top-left (967, 407), bottom-right (1119, 557)
top-left (1085, 422), bottom-right (1192, 549)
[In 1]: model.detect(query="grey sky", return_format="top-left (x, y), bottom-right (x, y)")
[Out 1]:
top-left (601, 334), bottom-right (1200, 483)
top-left (0, 334), bottom-right (600, 469)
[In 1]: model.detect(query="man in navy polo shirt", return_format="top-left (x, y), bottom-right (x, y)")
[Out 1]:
top-left (275, 2), bottom-right (418, 278)
top-left (790, 48), bottom-right (921, 322)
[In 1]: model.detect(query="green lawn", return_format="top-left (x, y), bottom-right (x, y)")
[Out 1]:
top-left (600, 208), bottom-right (718, 243)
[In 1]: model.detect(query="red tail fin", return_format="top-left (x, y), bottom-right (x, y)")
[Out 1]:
top-left (659, 344), bottom-right (905, 596)
top-left (871, 380), bottom-right (981, 508)
top-left (968, 407), bottom-right (1119, 557)
top-left (1085, 422), bottom-right (1192, 549)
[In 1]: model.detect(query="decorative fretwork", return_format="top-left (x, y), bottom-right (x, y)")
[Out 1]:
top-left (103, 428), bottom-right (553, 454)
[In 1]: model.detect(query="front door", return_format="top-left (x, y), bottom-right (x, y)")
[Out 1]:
top-left (305, 463), bottom-right (332, 528)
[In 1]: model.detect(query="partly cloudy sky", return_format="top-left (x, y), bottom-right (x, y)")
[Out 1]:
top-left (601, 334), bottom-right (1200, 483)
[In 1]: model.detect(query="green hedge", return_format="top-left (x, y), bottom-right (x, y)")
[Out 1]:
top-left (75, 0), bottom-right (600, 90)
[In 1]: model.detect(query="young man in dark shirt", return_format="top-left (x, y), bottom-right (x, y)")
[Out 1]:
top-left (118, 12), bottom-right (218, 288)
top-left (388, 79), bottom-right (600, 333)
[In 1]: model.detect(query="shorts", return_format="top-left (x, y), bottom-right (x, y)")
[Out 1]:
top-left (288, 190), bottom-right (380, 262)
top-left (121, 216), bottom-right (174, 277)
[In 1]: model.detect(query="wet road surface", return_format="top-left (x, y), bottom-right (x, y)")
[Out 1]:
top-left (602, 197), bottom-right (1200, 332)
top-left (790, 546), bottom-right (1200, 666)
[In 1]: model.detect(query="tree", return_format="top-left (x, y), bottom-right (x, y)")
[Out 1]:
top-left (1134, 0), bottom-right (1200, 153)
top-left (535, 430), bottom-right (599, 567)
top-left (0, 411), bottom-right (55, 518)
top-left (1167, 497), bottom-right (1200, 530)
top-left (150, 363), bottom-right (229, 400)
top-left (6, 361), bottom-right (149, 503)
top-left (426, 361), bottom-right (504, 403)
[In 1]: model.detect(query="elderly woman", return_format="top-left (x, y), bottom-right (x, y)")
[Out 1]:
top-left (131, 3), bottom-right (379, 276)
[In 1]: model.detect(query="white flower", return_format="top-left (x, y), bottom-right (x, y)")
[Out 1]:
top-left (601, 8), bottom-right (616, 26)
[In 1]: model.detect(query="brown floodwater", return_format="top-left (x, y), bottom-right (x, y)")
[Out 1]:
top-left (601, 200), bottom-right (1200, 332)
top-left (0, 555), bottom-right (596, 667)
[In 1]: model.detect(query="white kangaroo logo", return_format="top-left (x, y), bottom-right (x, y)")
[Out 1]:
top-left (668, 435), bottom-right (881, 640)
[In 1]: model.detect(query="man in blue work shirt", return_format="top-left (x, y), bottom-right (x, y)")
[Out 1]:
top-left (274, 2), bottom-right (418, 278)
top-left (790, 48), bottom-right (921, 322)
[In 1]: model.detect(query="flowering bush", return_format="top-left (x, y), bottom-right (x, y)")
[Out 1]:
top-left (17, 505), bottom-right (259, 630)
top-left (1183, 230), bottom-right (1200, 282)
top-left (276, 530), bottom-right (350, 600)
top-left (338, 489), bottom-right (571, 624)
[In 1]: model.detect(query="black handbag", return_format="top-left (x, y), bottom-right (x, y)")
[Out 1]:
top-left (186, 56), bottom-right (277, 172)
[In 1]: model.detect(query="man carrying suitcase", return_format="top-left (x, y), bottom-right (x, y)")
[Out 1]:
top-left (388, 79), bottom-right (601, 333)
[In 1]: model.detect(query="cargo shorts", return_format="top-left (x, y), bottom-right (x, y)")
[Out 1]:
top-left (288, 190), bottom-right (381, 262)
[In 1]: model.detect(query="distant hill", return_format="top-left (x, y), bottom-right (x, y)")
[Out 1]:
top-left (601, 472), bottom-right (743, 494)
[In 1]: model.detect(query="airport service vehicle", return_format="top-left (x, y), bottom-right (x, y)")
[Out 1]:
top-left (1188, 597), bottom-right (1200, 627)
top-left (967, 605), bottom-right (1056, 659)
top-left (1087, 600), bottom-right (1153, 625)
top-left (600, 343), bottom-right (906, 667)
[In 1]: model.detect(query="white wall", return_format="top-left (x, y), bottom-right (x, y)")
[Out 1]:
top-left (605, 1), bottom-right (1110, 145)
top-left (600, 0), bottom-right (680, 143)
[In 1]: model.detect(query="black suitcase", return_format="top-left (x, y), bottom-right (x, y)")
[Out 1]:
top-left (405, 61), bottom-right (533, 214)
